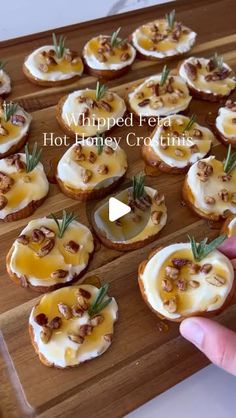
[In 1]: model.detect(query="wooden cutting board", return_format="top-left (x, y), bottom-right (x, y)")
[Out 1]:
top-left (0, 0), bottom-right (236, 417)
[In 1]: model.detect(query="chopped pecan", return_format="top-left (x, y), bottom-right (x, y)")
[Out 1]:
top-left (82, 168), bottom-right (92, 183)
top-left (190, 144), bottom-right (199, 154)
top-left (200, 263), bottom-right (212, 274)
top-left (192, 128), bottom-right (203, 138)
top-left (150, 99), bottom-right (163, 109)
top-left (11, 114), bottom-right (26, 126)
top-left (64, 240), bottom-right (80, 254)
top-left (165, 266), bottom-right (179, 280)
top-left (15, 159), bottom-right (26, 172)
top-left (68, 333), bottom-right (84, 344)
top-left (176, 278), bottom-right (187, 291)
top-left (206, 274), bottom-right (226, 286)
top-left (88, 151), bottom-right (97, 163)
top-left (35, 313), bottom-right (48, 326)
top-left (218, 189), bottom-right (229, 202)
top-left (90, 314), bottom-right (104, 327)
top-left (17, 234), bottom-right (29, 245)
top-left (38, 63), bottom-right (49, 73)
top-left (154, 191), bottom-right (165, 206)
top-left (48, 316), bottom-right (62, 329)
top-left (40, 326), bottom-right (52, 343)
top-left (151, 210), bottom-right (163, 225)
top-left (172, 258), bottom-right (189, 268)
top-left (77, 288), bottom-right (91, 299)
top-left (0, 195), bottom-right (8, 210)
top-left (231, 193), bottom-right (236, 204)
top-left (0, 172), bottom-right (14, 194)
top-left (120, 52), bottom-right (130, 61)
top-left (104, 145), bottom-right (114, 155)
top-left (57, 303), bottom-right (72, 320)
top-left (97, 164), bottom-right (108, 175)
top-left (79, 324), bottom-right (93, 337)
top-left (99, 100), bottom-right (112, 112)
top-left (219, 174), bottom-right (232, 182)
top-left (77, 295), bottom-right (89, 310)
top-left (0, 125), bottom-right (8, 136)
top-left (104, 333), bottom-right (113, 342)
top-left (161, 278), bottom-right (173, 292)
top-left (105, 92), bottom-right (114, 102)
top-left (188, 262), bottom-right (200, 274)
top-left (40, 226), bottom-right (55, 238)
top-left (138, 98), bottom-right (150, 107)
top-left (204, 196), bottom-right (215, 205)
top-left (37, 238), bottom-right (55, 257)
top-left (184, 62), bottom-right (197, 81)
top-left (51, 269), bottom-right (68, 279)
top-left (163, 297), bottom-right (177, 313)
top-left (31, 228), bottom-right (45, 244)
top-left (175, 148), bottom-right (185, 157)
top-left (188, 279), bottom-right (200, 288)
top-left (72, 305), bottom-right (84, 317)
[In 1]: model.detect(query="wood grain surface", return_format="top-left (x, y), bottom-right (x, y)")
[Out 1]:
top-left (0, 0), bottom-right (236, 417)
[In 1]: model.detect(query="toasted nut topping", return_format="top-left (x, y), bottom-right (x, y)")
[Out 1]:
top-left (88, 151), bottom-right (97, 163)
top-left (104, 145), bottom-right (114, 155)
top-left (0, 172), bottom-right (14, 194)
top-left (192, 128), bottom-right (203, 138)
top-left (0, 195), bottom-right (8, 210)
top-left (231, 193), bottom-right (236, 204)
top-left (175, 148), bottom-right (185, 157)
top-left (17, 234), bottom-right (29, 245)
top-left (200, 263), bottom-right (212, 274)
top-left (104, 333), bottom-right (113, 342)
top-left (161, 278), bottom-right (173, 292)
top-left (32, 228), bottom-right (45, 244)
top-left (74, 144), bottom-right (83, 157)
top-left (77, 295), bottom-right (89, 310)
top-left (35, 313), bottom-right (48, 326)
top-left (77, 288), bottom-right (91, 299)
top-left (165, 266), bottom-right (179, 280)
top-left (176, 278), bottom-right (187, 291)
top-left (90, 314), bottom-right (104, 327)
top-left (48, 316), bottom-right (62, 329)
top-left (40, 226), bottom-right (55, 238)
top-left (150, 99), bottom-right (163, 110)
top-left (51, 269), bottom-right (68, 279)
top-left (11, 114), bottom-right (26, 126)
top-left (5, 154), bottom-right (20, 166)
top-left (172, 258), bottom-right (189, 268)
top-left (219, 174), bottom-right (232, 182)
top-left (0, 125), bottom-right (8, 135)
top-left (188, 280), bottom-right (200, 289)
top-left (206, 274), bottom-right (226, 287)
top-left (37, 238), bottom-right (55, 257)
top-left (105, 92), bottom-right (114, 102)
top-left (64, 240), bottom-right (80, 254)
top-left (99, 100), bottom-right (112, 112)
top-left (82, 168), bottom-right (92, 183)
top-left (68, 333), bottom-right (84, 344)
top-left (154, 191), bottom-right (165, 206)
top-left (38, 63), bottom-right (49, 73)
top-left (163, 297), bottom-right (177, 313)
top-left (97, 164), bottom-right (108, 175)
top-left (190, 144), bottom-right (199, 154)
top-left (120, 52), bottom-right (130, 61)
top-left (57, 303), bottom-right (72, 320)
top-left (151, 210), bottom-right (163, 225)
top-left (79, 324), bottom-right (93, 337)
top-left (218, 189), bottom-right (229, 202)
top-left (40, 327), bottom-right (52, 343)
top-left (188, 262), bottom-right (200, 274)
top-left (204, 196), bottom-right (215, 205)
top-left (72, 305), bottom-right (84, 317)
top-left (138, 98), bottom-right (150, 107)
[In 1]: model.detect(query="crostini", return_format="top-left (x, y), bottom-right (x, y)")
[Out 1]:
top-left (0, 61), bottom-right (11, 96)
top-left (127, 66), bottom-right (191, 120)
top-left (179, 54), bottom-right (236, 102)
top-left (0, 145), bottom-right (48, 222)
top-left (221, 214), bottom-right (236, 237)
top-left (29, 283), bottom-right (118, 367)
top-left (142, 114), bottom-right (214, 174)
top-left (6, 211), bottom-right (94, 292)
top-left (57, 81), bottom-right (126, 138)
top-left (183, 146), bottom-right (236, 221)
top-left (92, 173), bottom-right (167, 250)
top-left (56, 136), bottom-right (128, 201)
top-left (215, 99), bottom-right (236, 147)
top-left (83, 27), bottom-right (136, 79)
top-left (0, 101), bottom-right (32, 158)
top-left (138, 235), bottom-right (235, 322)
top-left (131, 10), bottom-right (196, 61)
top-left (23, 33), bottom-right (84, 87)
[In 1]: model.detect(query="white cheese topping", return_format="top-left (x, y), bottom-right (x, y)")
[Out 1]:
top-left (0, 106), bottom-right (32, 154)
top-left (0, 69), bottom-right (11, 95)
top-left (0, 154), bottom-right (48, 219)
top-left (140, 243), bottom-right (234, 320)
top-left (29, 285), bottom-right (118, 367)
top-left (216, 106), bottom-right (236, 141)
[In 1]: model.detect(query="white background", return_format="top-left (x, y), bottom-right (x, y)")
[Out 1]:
top-left (1, 1), bottom-right (236, 417)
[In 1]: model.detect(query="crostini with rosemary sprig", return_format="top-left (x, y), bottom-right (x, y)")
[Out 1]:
top-left (0, 61), bottom-right (11, 97)
top-left (92, 172), bottom-right (167, 250)
top-left (0, 100), bottom-right (32, 158)
top-left (23, 33), bottom-right (84, 87)
top-left (56, 81), bottom-right (126, 138)
top-left (6, 209), bottom-right (94, 292)
top-left (183, 145), bottom-right (236, 221)
top-left (56, 134), bottom-right (128, 201)
top-left (29, 283), bottom-right (118, 367)
top-left (215, 99), bottom-right (236, 148)
top-left (0, 143), bottom-right (49, 222)
top-left (83, 27), bottom-right (136, 79)
top-left (138, 234), bottom-right (235, 322)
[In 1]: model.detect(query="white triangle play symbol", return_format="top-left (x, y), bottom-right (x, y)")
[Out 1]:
top-left (108, 197), bottom-right (131, 222)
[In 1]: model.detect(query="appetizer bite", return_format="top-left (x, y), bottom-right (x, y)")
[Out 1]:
top-left (183, 146), bottom-right (236, 221)
top-left (57, 81), bottom-right (126, 137)
top-left (6, 211), bottom-right (94, 292)
top-left (57, 135), bottom-right (128, 201)
top-left (215, 99), bottom-right (236, 147)
top-left (138, 235), bottom-right (235, 322)
top-left (0, 145), bottom-right (48, 222)
top-left (92, 173), bottom-right (167, 250)
top-left (221, 214), bottom-right (236, 237)
top-left (83, 27), bottom-right (136, 79)
top-left (142, 114), bottom-right (214, 173)
top-left (23, 33), bottom-right (84, 87)
top-left (29, 283), bottom-right (118, 367)
top-left (127, 66), bottom-right (191, 120)
top-left (0, 61), bottom-right (11, 96)
top-left (131, 10), bottom-right (196, 61)
top-left (0, 101), bottom-right (32, 158)
top-left (179, 54), bottom-right (236, 102)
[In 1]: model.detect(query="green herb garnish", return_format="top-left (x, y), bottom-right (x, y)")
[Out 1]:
top-left (52, 33), bottom-right (66, 59)
top-left (224, 144), bottom-right (236, 174)
top-left (188, 235), bottom-right (226, 262)
top-left (3, 101), bottom-right (18, 122)
top-left (160, 65), bottom-right (170, 87)
top-left (166, 9), bottom-right (176, 30)
top-left (88, 283), bottom-right (112, 317)
top-left (132, 172), bottom-right (145, 201)
top-left (0, 61), bottom-right (7, 70)
top-left (95, 81), bottom-right (108, 101)
top-left (110, 27), bottom-right (122, 48)
top-left (51, 210), bottom-right (77, 239)
top-left (96, 132), bottom-right (104, 155)
top-left (212, 52), bottom-right (224, 70)
top-left (183, 114), bottom-right (197, 133)
top-left (25, 142), bottom-right (42, 173)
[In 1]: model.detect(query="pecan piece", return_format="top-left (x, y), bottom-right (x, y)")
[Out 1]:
top-left (38, 63), bottom-right (49, 73)
top-left (190, 144), bottom-right (199, 154)
top-left (105, 92), bottom-right (114, 102)
top-left (40, 226), bottom-right (55, 238)
top-left (218, 189), bottom-right (229, 202)
top-left (35, 313), bottom-right (48, 326)
top-left (97, 164), bottom-right (109, 175)
top-left (11, 114), bottom-right (26, 126)
top-left (176, 278), bottom-right (187, 291)
top-left (200, 263), bottom-right (212, 274)
top-left (104, 333), bottom-right (113, 342)
top-left (31, 228), bottom-right (45, 244)
top-left (172, 258), bottom-right (189, 268)
top-left (0, 172), bottom-right (14, 194)
top-left (151, 210), bottom-right (163, 225)
top-left (99, 100), bottom-right (112, 112)
top-left (15, 159), bottom-right (26, 172)
top-left (219, 174), bottom-right (232, 182)
top-left (104, 145), bottom-right (114, 155)
top-left (163, 297), bottom-right (177, 313)
top-left (0, 195), bottom-right (8, 210)
top-left (184, 62), bottom-right (197, 81)
top-left (90, 314), bottom-right (104, 327)
top-left (0, 125), bottom-right (8, 136)
top-left (79, 324), bottom-right (93, 337)
top-left (82, 168), bottom-right (92, 183)
top-left (77, 295), bottom-right (89, 310)
top-left (154, 191), bottom-right (165, 205)
top-left (120, 52), bottom-right (130, 61)
top-left (17, 234), bottom-right (29, 245)
top-left (48, 316), bottom-right (62, 329)
top-left (77, 288), bottom-right (91, 299)
top-left (64, 240), bottom-right (80, 254)
top-left (175, 148), bottom-right (185, 157)
top-left (206, 274), bottom-right (226, 287)
top-left (165, 266), bottom-right (179, 280)
top-left (72, 305), bottom-right (84, 317)
top-left (57, 303), bottom-right (72, 320)
top-left (68, 333), bottom-right (84, 344)
top-left (231, 193), bottom-right (236, 204)
top-left (138, 98), bottom-right (150, 107)
top-left (192, 128), bottom-right (203, 138)
top-left (37, 238), bottom-right (55, 257)
top-left (188, 280), bottom-right (200, 289)
top-left (204, 196), bottom-right (215, 205)
top-left (51, 269), bottom-right (68, 279)
top-left (161, 278), bottom-right (173, 292)
top-left (188, 262), bottom-right (200, 274)
top-left (88, 151), bottom-right (97, 163)
top-left (40, 326), bottom-right (52, 343)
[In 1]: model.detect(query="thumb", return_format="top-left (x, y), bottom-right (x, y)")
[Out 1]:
top-left (180, 317), bottom-right (236, 376)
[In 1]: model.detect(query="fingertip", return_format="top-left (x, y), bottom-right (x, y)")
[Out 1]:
top-left (180, 317), bottom-right (204, 348)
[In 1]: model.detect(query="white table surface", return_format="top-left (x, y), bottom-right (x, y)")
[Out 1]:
top-left (1, 1), bottom-right (236, 417)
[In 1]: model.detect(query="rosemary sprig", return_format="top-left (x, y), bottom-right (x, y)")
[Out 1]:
top-left (95, 81), bottom-right (108, 101)
top-left (183, 114), bottom-right (197, 133)
top-left (132, 172), bottom-right (145, 201)
top-left (0, 61), bottom-right (7, 70)
top-left (88, 283), bottom-right (112, 317)
top-left (3, 101), bottom-right (18, 122)
top-left (166, 9), bottom-right (176, 30)
top-left (51, 210), bottom-right (77, 239)
top-left (110, 27), bottom-right (122, 48)
top-left (96, 132), bottom-right (104, 155)
top-left (52, 33), bottom-right (66, 59)
top-left (224, 144), bottom-right (236, 174)
top-left (212, 52), bottom-right (224, 70)
top-left (160, 65), bottom-right (170, 87)
top-left (188, 235), bottom-right (226, 262)
top-left (25, 143), bottom-right (42, 173)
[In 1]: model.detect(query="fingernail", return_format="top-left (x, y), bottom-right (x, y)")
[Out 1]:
top-left (180, 319), bottom-right (204, 348)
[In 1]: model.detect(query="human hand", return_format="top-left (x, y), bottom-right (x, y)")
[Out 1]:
top-left (180, 235), bottom-right (236, 375)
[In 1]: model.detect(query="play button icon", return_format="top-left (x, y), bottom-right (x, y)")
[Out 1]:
top-left (108, 197), bottom-right (131, 222)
